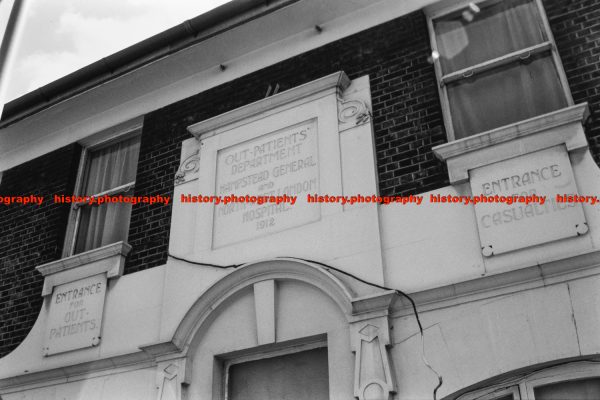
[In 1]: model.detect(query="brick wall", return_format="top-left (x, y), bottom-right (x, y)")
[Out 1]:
top-left (544, 0), bottom-right (600, 165)
top-left (2, 1), bottom-right (599, 357)
top-left (0, 144), bottom-right (80, 357)
top-left (122, 2), bottom-right (600, 275)
top-left (126, 10), bottom-right (448, 273)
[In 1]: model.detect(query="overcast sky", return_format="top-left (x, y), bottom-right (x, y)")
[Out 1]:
top-left (3, 0), bottom-right (231, 102)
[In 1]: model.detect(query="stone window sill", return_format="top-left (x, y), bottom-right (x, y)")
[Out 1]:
top-left (432, 103), bottom-right (590, 184)
top-left (36, 241), bottom-right (132, 296)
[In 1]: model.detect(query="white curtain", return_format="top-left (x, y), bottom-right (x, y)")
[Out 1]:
top-left (434, 0), bottom-right (567, 138)
top-left (74, 136), bottom-right (140, 254)
top-left (82, 136), bottom-right (140, 195)
top-left (447, 55), bottom-right (567, 138)
top-left (434, 0), bottom-right (545, 74)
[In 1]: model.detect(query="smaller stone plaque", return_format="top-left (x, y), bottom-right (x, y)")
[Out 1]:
top-left (44, 274), bottom-right (107, 356)
top-left (470, 145), bottom-right (588, 255)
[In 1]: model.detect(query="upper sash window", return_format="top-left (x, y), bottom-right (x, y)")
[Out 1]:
top-left (65, 134), bottom-right (141, 256)
top-left (428, 0), bottom-right (573, 140)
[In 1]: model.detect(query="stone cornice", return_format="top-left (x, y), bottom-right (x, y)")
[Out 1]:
top-left (433, 103), bottom-right (590, 161)
top-left (350, 290), bottom-right (397, 319)
top-left (187, 71), bottom-right (351, 139)
top-left (0, 351), bottom-right (153, 394)
top-left (36, 242), bottom-right (132, 296)
top-left (392, 248), bottom-right (600, 319)
top-left (36, 242), bottom-right (131, 276)
top-left (432, 103), bottom-right (590, 184)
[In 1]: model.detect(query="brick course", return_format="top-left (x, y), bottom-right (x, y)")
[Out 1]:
top-left (543, 0), bottom-right (600, 164)
top-left (0, 144), bottom-right (80, 357)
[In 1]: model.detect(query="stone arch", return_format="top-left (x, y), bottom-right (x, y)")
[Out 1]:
top-left (172, 258), bottom-right (354, 354)
top-left (151, 258), bottom-right (397, 400)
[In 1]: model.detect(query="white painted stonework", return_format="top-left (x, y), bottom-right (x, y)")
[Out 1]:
top-left (36, 242), bottom-right (131, 296)
top-left (1, 2), bottom-right (600, 398)
top-left (2, 75), bottom-right (600, 400)
top-left (43, 274), bottom-right (106, 356)
top-left (1, 255), bottom-right (599, 399)
top-left (212, 119), bottom-right (319, 248)
top-left (470, 145), bottom-right (587, 255)
top-left (2, 73), bottom-right (600, 400)
top-left (171, 72), bottom-right (386, 285)
top-left (433, 103), bottom-right (590, 184)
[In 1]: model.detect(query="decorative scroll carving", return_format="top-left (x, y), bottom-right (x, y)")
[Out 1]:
top-left (351, 318), bottom-right (395, 400)
top-left (174, 149), bottom-right (200, 186)
top-left (337, 97), bottom-right (372, 132)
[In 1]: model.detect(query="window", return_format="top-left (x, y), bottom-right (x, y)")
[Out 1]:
top-left (456, 362), bottom-right (600, 400)
top-left (460, 378), bottom-right (600, 400)
top-left (64, 133), bottom-right (141, 256)
top-left (224, 347), bottom-right (329, 400)
top-left (427, 0), bottom-right (573, 140)
top-left (534, 378), bottom-right (600, 400)
top-left (462, 387), bottom-right (521, 400)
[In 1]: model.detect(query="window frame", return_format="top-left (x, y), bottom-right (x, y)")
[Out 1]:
top-left (62, 126), bottom-right (142, 257)
top-left (219, 336), bottom-right (328, 400)
top-left (425, 0), bottom-right (574, 141)
top-left (455, 361), bottom-right (600, 400)
top-left (523, 362), bottom-right (600, 399)
top-left (458, 382), bottom-right (521, 400)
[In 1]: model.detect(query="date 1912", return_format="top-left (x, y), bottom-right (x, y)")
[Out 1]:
top-left (256, 217), bottom-right (275, 230)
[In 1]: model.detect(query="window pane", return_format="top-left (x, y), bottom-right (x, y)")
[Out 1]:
top-left (534, 378), bottom-right (600, 400)
top-left (74, 190), bottom-right (133, 254)
top-left (82, 135), bottom-right (141, 195)
top-left (228, 347), bottom-right (329, 400)
top-left (447, 54), bottom-right (568, 139)
top-left (434, 0), bottom-right (546, 74)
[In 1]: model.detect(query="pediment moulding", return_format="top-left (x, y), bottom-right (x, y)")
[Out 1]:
top-left (36, 241), bottom-right (131, 296)
top-left (433, 103), bottom-right (590, 184)
top-left (187, 71), bottom-right (352, 140)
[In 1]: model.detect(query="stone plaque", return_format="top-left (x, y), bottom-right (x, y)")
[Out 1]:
top-left (213, 119), bottom-right (320, 247)
top-left (44, 274), bottom-right (107, 356)
top-left (470, 146), bottom-right (587, 256)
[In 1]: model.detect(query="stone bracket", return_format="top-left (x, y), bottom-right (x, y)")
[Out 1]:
top-left (350, 291), bottom-right (397, 400)
top-left (350, 316), bottom-right (395, 400)
top-left (155, 359), bottom-right (188, 400)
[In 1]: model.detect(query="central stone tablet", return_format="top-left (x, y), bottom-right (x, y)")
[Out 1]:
top-left (174, 72), bottom-right (384, 282)
top-left (214, 119), bottom-right (320, 247)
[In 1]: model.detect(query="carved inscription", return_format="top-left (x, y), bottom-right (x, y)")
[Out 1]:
top-left (213, 120), bottom-right (320, 247)
top-left (44, 274), bottom-right (107, 355)
top-left (470, 146), bottom-right (587, 255)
